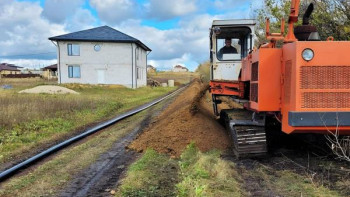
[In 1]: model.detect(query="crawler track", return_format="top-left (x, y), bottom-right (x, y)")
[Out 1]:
top-left (220, 109), bottom-right (267, 157)
top-left (0, 85), bottom-right (187, 181)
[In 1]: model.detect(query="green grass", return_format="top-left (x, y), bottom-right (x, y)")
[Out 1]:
top-left (0, 79), bottom-right (176, 164)
top-left (148, 71), bottom-right (197, 85)
top-left (176, 143), bottom-right (245, 197)
top-left (117, 149), bottom-right (179, 197)
top-left (117, 143), bottom-right (344, 197)
top-left (116, 143), bottom-right (246, 197)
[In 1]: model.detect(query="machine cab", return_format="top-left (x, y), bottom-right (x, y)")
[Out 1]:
top-left (210, 20), bottom-right (255, 81)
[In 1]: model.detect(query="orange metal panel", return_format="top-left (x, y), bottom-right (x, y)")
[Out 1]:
top-left (209, 80), bottom-right (244, 97)
top-left (248, 48), bottom-right (282, 112)
top-left (281, 41), bottom-right (350, 134)
top-left (241, 54), bottom-right (252, 81)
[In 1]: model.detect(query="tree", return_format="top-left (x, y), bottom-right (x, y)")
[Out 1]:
top-left (311, 0), bottom-right (350, 40)
top-left (253, 0), bottom-right (292, 45)
top-left (253, 0), bottom-right (350, 44)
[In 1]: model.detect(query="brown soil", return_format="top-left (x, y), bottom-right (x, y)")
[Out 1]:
top-left (128, 80), bottom-right (231, 157)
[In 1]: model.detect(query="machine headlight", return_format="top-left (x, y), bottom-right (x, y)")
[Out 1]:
top-left (302, 48), bottom-right (314, 61)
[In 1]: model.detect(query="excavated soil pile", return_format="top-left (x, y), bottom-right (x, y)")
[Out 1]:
top-left (19, 85), bottom-right (79, 94)
top-left (129, 80), bottom-right (231, 157)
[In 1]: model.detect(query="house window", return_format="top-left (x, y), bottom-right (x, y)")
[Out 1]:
top-left (136, 47), bottom-right (139, 60)
top-left (68, 65), bottom-right (81, 78)
top-left (67, 44), bottom-right (80, 56)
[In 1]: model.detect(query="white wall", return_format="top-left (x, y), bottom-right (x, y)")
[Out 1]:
top-left (57, 41), bottom-right (148, 88)
top-left (135, 46), bottom-right (147, 87)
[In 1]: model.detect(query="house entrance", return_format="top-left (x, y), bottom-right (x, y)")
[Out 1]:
top-left (97, 70), bottom-right (105, 84)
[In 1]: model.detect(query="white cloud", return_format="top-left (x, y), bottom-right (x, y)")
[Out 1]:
top-left (115, 9), bottom-right (251, 71)
top-left (66, 8), bottom-right (97, 32)
top-left (89, 0), bottom-right (137, 24)
top-left (148, 53), bottom-right (197, 71)
top-left (115, 14), bottom-right (211, 61)
top-left (0, 1), bottom-right (65, 59)
top-left (145, 0), bottom-right (198, 20)
top-left (114, 7), bottom-right (253, 71)
top-left (42, 0), bottom-right (84, 24)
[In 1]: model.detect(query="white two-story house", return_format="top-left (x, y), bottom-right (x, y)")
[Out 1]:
top-left (49, 26), bottom-right (151, 88)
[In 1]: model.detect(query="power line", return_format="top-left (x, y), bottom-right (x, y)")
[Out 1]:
top-left (0, 52), bottom-right (56, 58)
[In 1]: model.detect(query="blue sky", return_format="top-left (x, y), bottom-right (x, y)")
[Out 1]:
top-left (0, 0), bottom-right (260, 71)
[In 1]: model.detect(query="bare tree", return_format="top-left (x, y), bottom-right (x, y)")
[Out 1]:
top-left (320, 113), bottom-right (350, 162)
top-left (325, 131), bottom-right (350, 162)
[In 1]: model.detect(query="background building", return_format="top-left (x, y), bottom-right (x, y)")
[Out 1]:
top-left (49, 26), bottom-right (151, 88)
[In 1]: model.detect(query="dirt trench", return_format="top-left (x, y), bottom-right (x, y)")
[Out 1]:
top-left (128, 80), bottom-right (231, 157)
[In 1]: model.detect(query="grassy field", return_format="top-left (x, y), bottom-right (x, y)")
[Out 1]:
top-left (148, 71), bottom-right (198, 85)
top-left (0, 107), bottom-right (159, 197)
top-left (0, 78), bottom-right (176, 165)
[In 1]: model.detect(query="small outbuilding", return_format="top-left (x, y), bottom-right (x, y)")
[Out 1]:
top-left (172, 65), bottom-right (189, 72)
top-left (42, 64), bottom-right (58, 79)
top-left (0, 63), bottom-right (21, 76)
top-left (49, 26), bottom-right (151, 88)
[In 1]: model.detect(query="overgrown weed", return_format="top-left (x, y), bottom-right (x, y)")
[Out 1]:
top-left (0, 78), bottom-right (175, 164)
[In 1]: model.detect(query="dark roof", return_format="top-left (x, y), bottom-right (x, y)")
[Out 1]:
top-left (0, 64), bottom-right (20, 72)
top-left (174, 65), bottom-right (188, 69)
top-left (43, 64), bottom-right (57, 70)
top-left (0, 63), bottom-right (23, 68)
top-left (49, 26), bottom-right (151, 51)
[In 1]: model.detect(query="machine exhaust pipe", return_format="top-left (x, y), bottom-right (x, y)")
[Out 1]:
top-left (303, 3), bottom-right (314, 25)
top-left (294, 3), bottom-right (319, 41)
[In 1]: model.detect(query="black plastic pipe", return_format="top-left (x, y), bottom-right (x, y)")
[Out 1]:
top-left (0, 85), bottom-right (187, 181)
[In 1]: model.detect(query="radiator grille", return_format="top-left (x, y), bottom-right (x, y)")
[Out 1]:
top-left (301, 66), bottom-right (350, 89)
top-left (251, 83), bottom-right (258, 102)
top-left (251, 62), bottom-right (259, 81)
top-left (302, 92), bottom-right (350, 108)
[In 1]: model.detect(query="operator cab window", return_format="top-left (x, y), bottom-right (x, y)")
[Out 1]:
top-left (215, 27), bottom-right (252, 61)
top-left (216, 38), bottom-right (241, 61)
